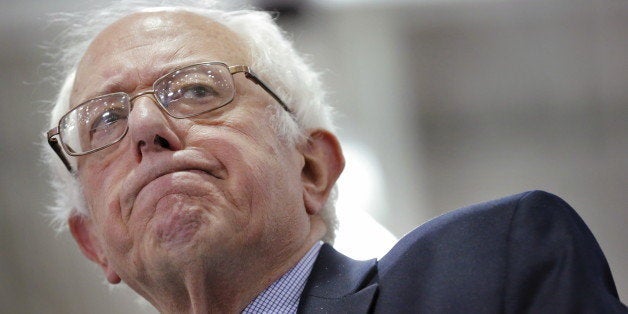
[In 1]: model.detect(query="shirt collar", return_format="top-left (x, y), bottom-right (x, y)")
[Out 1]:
top-left (242, 241), bottom-right (323, 314)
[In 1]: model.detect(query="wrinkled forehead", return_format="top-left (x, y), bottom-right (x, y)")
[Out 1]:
top-left (72, 10), bottom-right (251, 105)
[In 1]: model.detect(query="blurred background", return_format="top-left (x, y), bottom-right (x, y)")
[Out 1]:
top-left (1, 0), bottom-right (626, 313)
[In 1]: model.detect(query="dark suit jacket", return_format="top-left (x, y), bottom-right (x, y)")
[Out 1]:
top-left (298, 190), bottom-right (627, 313)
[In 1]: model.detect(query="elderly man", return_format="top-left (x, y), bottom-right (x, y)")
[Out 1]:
top-left (44, 1), bottom-right (625, 313)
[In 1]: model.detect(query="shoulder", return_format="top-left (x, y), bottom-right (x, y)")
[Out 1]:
top-left (373, 190), bottom-right (624, 312)
top-left (378, 190), bottom-right (568, 275)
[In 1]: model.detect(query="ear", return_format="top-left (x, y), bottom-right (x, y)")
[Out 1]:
top-left (68, 214), bottom-right (121, 284)
top-left (300, 129), bottom-right (345, 215)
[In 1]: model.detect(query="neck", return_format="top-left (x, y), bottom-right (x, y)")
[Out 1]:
top-left (142, 221), bottom-right (327, 313)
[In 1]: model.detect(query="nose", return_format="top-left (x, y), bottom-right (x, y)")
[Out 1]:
top-left (127, 95), bottom-right (183, 162)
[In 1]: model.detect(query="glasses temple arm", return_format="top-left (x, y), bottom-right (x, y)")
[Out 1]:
top-left (47, 128), bottom-right (73, 172)
top-left (245, 73), bottom-right (291, 113)
top-left (229, 65), bottom-right (291, 113)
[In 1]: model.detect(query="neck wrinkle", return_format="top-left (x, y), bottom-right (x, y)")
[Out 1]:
top-left (147, 218), bottom-right (328, 313)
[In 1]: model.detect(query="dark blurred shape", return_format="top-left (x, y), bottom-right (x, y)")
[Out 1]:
top-left (252, 0), bottom-right (308, 21)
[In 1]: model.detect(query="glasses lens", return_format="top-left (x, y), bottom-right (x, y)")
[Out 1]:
top-left (154, 63), bottom-right (236, 118)
top-left (59, 93), bottom-right (130, 155)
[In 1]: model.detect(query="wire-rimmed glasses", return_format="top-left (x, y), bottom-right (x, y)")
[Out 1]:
top-left (46, 62), bottom-right (290, 172)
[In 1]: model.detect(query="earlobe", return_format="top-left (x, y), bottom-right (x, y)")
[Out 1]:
top-left (68, 213), bottom-right (121, 284)
top-left (301, 130), bottom-right (345, 215)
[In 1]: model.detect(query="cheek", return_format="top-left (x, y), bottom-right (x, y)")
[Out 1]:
top-left (80, 161), bottom-right (124, 215)
top-left (79, 137), bottom-right (134, 172)
top-left (80, 162), bottom-right (135, 256)
top-left (78, 142), bottom-right (135, 201)
top-left (221, 135), bottom-right (303, 219)
top-left (183, 114), bottom-right (306, 232)
top-left (233, 152), bottom-right (310, 247)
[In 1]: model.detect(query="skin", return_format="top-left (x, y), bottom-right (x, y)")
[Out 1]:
top-left (67, 11), bottom-right (344, 313)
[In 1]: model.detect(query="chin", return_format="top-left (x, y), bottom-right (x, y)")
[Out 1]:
top-left (152, 196), bottom-right (212, 251)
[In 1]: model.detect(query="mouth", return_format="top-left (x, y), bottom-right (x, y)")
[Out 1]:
top-left (119, 155), bottom-right (226, 219)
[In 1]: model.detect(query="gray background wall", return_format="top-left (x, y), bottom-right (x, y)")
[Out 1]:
top-left (1, 0), bottom-right (626, 313)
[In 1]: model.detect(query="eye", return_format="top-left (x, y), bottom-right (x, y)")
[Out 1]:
top-left (164, 83), bottom-right (219, 110)
top-left (181, 84), bottom-right (216, 99)
top-left (89, 108), bottom-right (127, 144)
top-left (91, 110), bottom-right (122, 130)
top-left (162, 83), bottom-right (220, 113)
top-left (154, 66), bottom-right (233, 116)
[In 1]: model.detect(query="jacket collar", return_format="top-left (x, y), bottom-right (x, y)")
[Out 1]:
top-left (298, 243), bottom-right (379, 313)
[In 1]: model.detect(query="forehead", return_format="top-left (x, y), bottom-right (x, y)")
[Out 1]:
top-left (72, 10), bottom-right (251, 104)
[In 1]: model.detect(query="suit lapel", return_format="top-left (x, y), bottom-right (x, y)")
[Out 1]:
top-left (298, 244), bottom-right (379, 313)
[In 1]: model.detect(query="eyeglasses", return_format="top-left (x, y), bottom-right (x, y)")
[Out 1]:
top-left (47, 62), bottom-right (290, 172)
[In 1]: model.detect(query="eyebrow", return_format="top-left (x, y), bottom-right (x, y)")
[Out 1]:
top-left (76, 59), bottom-right (209, 104)
top-left (79, 70), bottom-right (148, 103)
top-left (74, 81), bottom-right (125, 107)
top-left (98, 81), bottom-right (128, 96)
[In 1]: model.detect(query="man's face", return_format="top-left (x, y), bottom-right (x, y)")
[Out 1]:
top-left (70, 11), bottom-right (316, 290)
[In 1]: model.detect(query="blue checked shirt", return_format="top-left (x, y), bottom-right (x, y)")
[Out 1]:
top-left (242, 241), bottom-right (323, 313)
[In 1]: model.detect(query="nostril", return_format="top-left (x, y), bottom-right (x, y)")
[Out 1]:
top-left (154, 135), bottom-right (171, 149)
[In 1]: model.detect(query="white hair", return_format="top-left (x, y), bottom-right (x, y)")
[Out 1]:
top-left (43, 0), bottom-right (338, 242)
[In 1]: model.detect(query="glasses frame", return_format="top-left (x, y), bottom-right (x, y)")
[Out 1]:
top-left (47, 62), bottom-right (291, 172)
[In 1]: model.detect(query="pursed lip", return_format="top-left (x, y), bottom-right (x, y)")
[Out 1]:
top-left (119, 150), bottom-right (226, 219)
